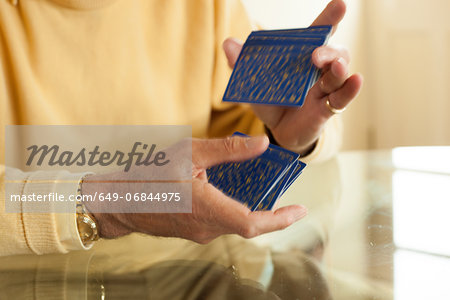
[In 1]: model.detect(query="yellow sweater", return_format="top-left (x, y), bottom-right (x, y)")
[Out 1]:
top-left (0, 0), bottom-right (341, 256)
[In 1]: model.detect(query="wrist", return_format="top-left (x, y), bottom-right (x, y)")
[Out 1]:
top-left (264, 125), bottom-right (317, 157)
top-left (295, 140), bottom-right (318, 157)
top-left (80, 175), bottom-right (134, 239)
top-left (88, 212), bottom-right (132, 239)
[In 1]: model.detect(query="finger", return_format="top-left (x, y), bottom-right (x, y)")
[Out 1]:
top-left (202, 183), bottom-right (307, 237)
top-left (318, 58), bottom-right (349, 95)
top-left (193, 136), bottom-right (269, 169)
top-left (307, 54), bottom-right (350, 99)
top-left (311, 0), bottom-right (346, 35)
top-left (190, 182), bottom-right (252, 241)
top-left (223, 38), bottom-right (243, 68)
top-left (236, 205), bottom-right (308, 238)
top-left (202, 183), bottom-right (307, 238)
top-left (321, 73), bottom-right (363, 117)
top-left (312, 45), bottom-right (350, 69)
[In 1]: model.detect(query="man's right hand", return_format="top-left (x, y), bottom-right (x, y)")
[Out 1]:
top-left (82, 136), bottom-right (308, 244)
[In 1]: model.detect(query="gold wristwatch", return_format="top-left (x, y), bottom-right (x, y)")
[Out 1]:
top-left (76, 206), bottom-right (99, 246)
top-left (76, 176), bottom-right (99, 247)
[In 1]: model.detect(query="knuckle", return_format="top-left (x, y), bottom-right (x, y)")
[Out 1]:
top-left (312, 47), bottom-right (322, 56)
top-left (222, 137), bottom-right (240, 154)
top-left (192, 231), bottom-right (208, 243)
top-left (202, 238), bottom-right (213, 245)
top-left (239, 224), bottom-right (257, 239)
top-left (321, 75), bottom-right (331, 89)
top-left (195, 239), bottom-right (209, 245)
top-left (193, 233), bottom-right (214, 245)
top-left (282, 217), bottom-right (293, 229)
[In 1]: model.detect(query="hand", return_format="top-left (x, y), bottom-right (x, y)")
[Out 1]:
top-left (223, 0), bottom-right (363, 155)
top-left (82, 136), bottom-right (308, 244)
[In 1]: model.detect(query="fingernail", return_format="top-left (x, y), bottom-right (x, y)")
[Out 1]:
top-left (246, 136), bottom-right (268, 150)
top-left (332, 57), bottom-right (348, 77)
top-left (316, 49), bottom-right (325, 62)
top-left (230, 37), bottom-right (243, 46)
top-left (316, 49), bottom-right (330, 64)
top-left (295, 207), bottom-right (308, 220)
top-left (337, 57), bottom-right (347, 66)
top-left (331, 0), bottom-right (346, 12)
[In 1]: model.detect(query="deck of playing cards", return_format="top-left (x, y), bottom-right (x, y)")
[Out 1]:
top-left (223, 25), bottom-right (332, 107)
top-left (207, 132), bottom-right (306, 211)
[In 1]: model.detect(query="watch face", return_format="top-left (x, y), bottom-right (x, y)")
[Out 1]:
top-left (78, 215), bottom-right (98, 244)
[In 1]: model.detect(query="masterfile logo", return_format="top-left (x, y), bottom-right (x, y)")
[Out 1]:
top-left (4, 125), bottom-right (192, 213)
top-left (26, 142), bottom-right (170, 172)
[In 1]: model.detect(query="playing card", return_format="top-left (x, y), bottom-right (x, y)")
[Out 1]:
top-left (223, 25), bottom-right (332, 107)
top-left (282, 159), bottom-right (307, 194)
top-left (250, 25), bottom-right (333, 37)
top-left (255, 160), bottom-right (299, 211)
top-left (207, 132), bottom-right (306, 211)
top-left (206, 149), bottom-right (292, 211)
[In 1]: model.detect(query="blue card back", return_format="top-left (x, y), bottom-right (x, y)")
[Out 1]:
top-left (223, 25), bottom-right (332, 107)
top-left (207, 132), bottom-right (306, 211)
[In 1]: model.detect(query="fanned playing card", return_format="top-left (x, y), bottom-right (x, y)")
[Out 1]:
top-left (250, 25), bottom-right (333, 38)
top-left (207, 132), bottom-right (307, 211)
top-left (223, 25), bottom-right (332, 107)
top-left (256, 157), bottom-right (306, 211)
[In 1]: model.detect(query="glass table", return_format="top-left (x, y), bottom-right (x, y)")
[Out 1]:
top-left (1, 147), bottom-right (449, 299)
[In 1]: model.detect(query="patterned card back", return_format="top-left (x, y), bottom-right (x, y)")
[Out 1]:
top-left (207, 133), bottom-right (306, 211)
top-left (223, 25), bottom-right (332, 107)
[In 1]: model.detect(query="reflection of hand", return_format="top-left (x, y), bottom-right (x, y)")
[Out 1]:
top-left (223, 0), bottom-right (363, 155)
top-left (82, 136), bottom-right (308, 244)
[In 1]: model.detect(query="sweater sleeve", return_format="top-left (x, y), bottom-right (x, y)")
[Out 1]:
top-left (207, 0), bottom-right (342, 162)
top-left (0, 166), bottom-right (88, 256)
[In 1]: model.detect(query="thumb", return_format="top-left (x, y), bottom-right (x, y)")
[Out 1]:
top-left (223, 38), bottom-right (243, 68)
top-left (193, 136), bottom-right (269, 169)
top-left (311, 0), bottom-right (346, 35)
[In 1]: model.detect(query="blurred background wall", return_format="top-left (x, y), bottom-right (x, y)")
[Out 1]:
top-left (241, 0), bottom-right (450, 151)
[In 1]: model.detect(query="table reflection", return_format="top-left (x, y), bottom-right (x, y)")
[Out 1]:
top-left (1, 147), bottom-right (449, 300)
top-left (0, 235), bottom-right (332, 299)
